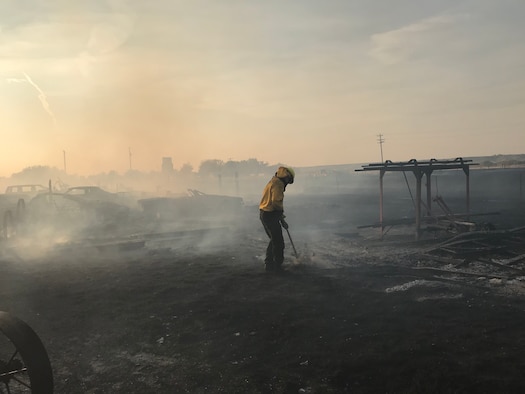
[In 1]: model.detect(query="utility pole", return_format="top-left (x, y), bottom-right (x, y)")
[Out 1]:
top-left (63, 150), bottom-right (67, 173)
top-left (129, 147), bottom-right (132, 171)
top-left (377, 134), bottom-right (385, 162)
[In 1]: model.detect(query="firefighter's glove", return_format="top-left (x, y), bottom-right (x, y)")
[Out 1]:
top-left (280, 217), bottom-right (289, 230)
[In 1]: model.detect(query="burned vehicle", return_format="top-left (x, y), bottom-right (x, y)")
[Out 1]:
top-left (24, 190), bottom-right (131, 242)
top-left (1, 184), bottom-right (50, 240)
top-left (4, 184), bottom-right (48, 198)
top-left (63, 186), bottom-right (117, 200)
top-left (64, 186), bottom-right (140, 211)
top-left (138, 189), bottom-right (244, 224)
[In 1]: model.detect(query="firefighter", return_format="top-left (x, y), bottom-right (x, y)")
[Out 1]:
top-left (259, 166), bottom-right (295, 272)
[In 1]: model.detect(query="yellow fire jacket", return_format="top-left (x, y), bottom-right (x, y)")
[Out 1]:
top-left (259, 167), bottom-right (289, 212)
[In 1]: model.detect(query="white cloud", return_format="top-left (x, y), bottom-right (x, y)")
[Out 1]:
top-left (369, 14), bottom-right (470, 64)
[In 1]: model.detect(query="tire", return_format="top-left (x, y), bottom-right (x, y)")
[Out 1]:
top-left (0, 312), bottom-right (54, 393)
top-left (16, 199), bottom-right (26, 225)
top-left (2, 211), bottom-right (15, 240)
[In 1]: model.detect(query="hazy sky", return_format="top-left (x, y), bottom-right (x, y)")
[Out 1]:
top-left (1, 0), bottom-right (524, 176)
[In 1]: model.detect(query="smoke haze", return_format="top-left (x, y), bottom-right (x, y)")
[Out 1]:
top-left (1, 1), bottom-right (525, 176)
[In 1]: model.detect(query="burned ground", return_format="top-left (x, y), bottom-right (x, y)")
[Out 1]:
top-left (1, 178), bottom-right (525, 393)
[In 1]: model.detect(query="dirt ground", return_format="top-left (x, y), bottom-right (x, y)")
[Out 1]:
top-left (2, 190), bottom-right (525, 393)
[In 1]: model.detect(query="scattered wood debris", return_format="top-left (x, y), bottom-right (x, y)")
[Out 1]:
top-left (415, 226), bottom-right (525, 279)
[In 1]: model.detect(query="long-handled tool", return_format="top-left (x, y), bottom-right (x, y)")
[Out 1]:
top-left (285, 227), bottom-right (299, 258)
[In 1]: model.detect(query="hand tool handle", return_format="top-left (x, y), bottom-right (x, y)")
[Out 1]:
top-left (285, 228), bottom-right (298, 258)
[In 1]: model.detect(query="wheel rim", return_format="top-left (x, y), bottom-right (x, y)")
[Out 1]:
top-left (0, 312), bottom-right (53, 394)
top-left (0, 344), bottom-right (31, 392)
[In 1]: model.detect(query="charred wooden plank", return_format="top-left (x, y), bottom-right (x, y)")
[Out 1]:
top-left (476, 258), bottom-right (525, 274)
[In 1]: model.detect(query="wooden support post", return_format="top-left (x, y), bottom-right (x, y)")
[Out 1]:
top-left (464, 165), bottom-right (470, 219)
top-left (380, 169), bottom-right (385, 239)
top-left (415, 170), bottom-right (422, 240)
top-left (425, 171), bottom-right (432, 217)
top-left (520, 172), bottom-right (523, 199)
top-left (466, 173), bottom-right (470, 218)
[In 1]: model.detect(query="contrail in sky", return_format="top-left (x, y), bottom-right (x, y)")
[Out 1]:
top-left (7, 73), bottom-right (57, 126)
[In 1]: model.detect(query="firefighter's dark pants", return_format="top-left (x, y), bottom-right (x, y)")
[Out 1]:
top-left (260, 210), bottom-right (284, 270)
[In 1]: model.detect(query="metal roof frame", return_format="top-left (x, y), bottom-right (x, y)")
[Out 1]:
top-left (356, 158), bottom-right (478, 239)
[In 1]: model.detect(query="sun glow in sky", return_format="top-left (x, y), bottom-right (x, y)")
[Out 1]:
top-left (1, 0), bottom-right (524, 176)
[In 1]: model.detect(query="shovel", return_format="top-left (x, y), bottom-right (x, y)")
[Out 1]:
top-left (285, 227), bottom-right (299, 258)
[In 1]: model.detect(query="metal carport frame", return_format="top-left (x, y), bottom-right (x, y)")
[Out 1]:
top-left (356, 158), bottom-right (478, 239)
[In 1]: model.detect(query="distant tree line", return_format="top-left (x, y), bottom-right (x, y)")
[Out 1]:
top-left (1, 158), bottom-right (279, 194)
top-left (7, 158), bottom-right (273, 179)
top-left (481, 160), bottom-right (525, 168)
top-left (197, 158), bottom-right (272, 176)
